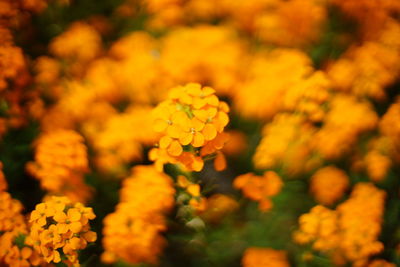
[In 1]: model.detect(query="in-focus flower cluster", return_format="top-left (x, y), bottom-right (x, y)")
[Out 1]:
top-left (27, 196), bottom-right (96, 266)
top-left (150, 83), bottom-right (229, 172)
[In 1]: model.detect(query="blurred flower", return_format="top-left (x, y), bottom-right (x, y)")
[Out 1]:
top-left (160, 26), bottom-right (245, 96)
top-left (234, 171), bottom-right (283, 212)
top-left (26, 129), bottom-right (93, 203)
top-left (102, 165), bottom-right (175, 265)
top-left (312, 94), bottom-right (378, 160)
top-left (368, 259), bottom-right (396, 267)
top-left (242, 247), bottom-right (290, 267)
top-left (50, 21), bottom-right (102, 64)
top-left (254, 114), bottom-right (319, 175)
top-left (200, 194), bottom-right (238, 224)
top-left (295, 183), bottom-right (386, 266)
top-left (310, 166), bottom-right (349, 206)
top-left (255, 0), bottom-right (327, 47)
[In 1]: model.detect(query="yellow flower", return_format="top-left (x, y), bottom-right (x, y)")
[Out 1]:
top-left (28, 196), bottom-right (96, 266)
top-left (151, 83), bottom-right (229, 172)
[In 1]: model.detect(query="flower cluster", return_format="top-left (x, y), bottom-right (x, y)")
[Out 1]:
top-left (312, 95), bottom-right (379, 160)
top-left (150, 83), bottom-right (229, 172)
top-left (310, 166), bottom-right (349, 206)
top-left (0, 171), bottom-right (46, 266)
top-left (26, 130), bottom-right (92, 203)
top-left (102, 165), bottom-right (175, 265)
top-left (1, 0), bottom-right (400, 265)
top-left (253, 114), bottom-right (318, 176)
top-left (294, 183), bottom-right (386, 266)
top-left (234, 171), bottom-right (283, 212)
top-left (84, 106), bottom-right (159, 174)
top-left (0, 0), bottom-right (47, 138)
top-left (362, 137), bottom-right (393, 182)
top-left (234, 49), bottom-right (330, 121)
top-left (27, 196), bottom-right (96, 266)
top-left (242, 247), bottom-right (290, 267)
top-left (0, 227), bottom-right (45, 267)
top-left (0, 191), bottom-right (25, 235)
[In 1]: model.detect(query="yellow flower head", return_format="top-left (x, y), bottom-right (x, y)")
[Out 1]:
top-left (150, 83), bottom-right (229, 172)
top-left (27, 196), bottom-right (96, 266)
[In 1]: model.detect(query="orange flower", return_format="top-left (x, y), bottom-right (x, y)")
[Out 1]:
top-left (0, 228), bottom-right (45, 267)
top-left (26, 129), bottom-right (93, 203)
top-left (253, 113), bottom-right (318, 176)
top-left (0, 191), bottom-right (25, 232)
top-left (49, 21), bottom-right (102, 63)
top-left (294, 183), bottom-right (386, 266)
top-left (310, 166), bottom-right (349, 206)
top-left (0, 190), bottom-right (45, 267)
top-left (200, 194), bottom-right (238, 223)
top-left (151, 83), bottom-right (229, 172)
top-left (102, 165), bottom-right (175, 265)
top-left (27, 196), bottom-right (96, 266)
top-left (242, 247), bottom-right (290, 267)
top-left (368, 259), bottom-right (396, 267)
top-left (234, 171), bottom-right (283, 212)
